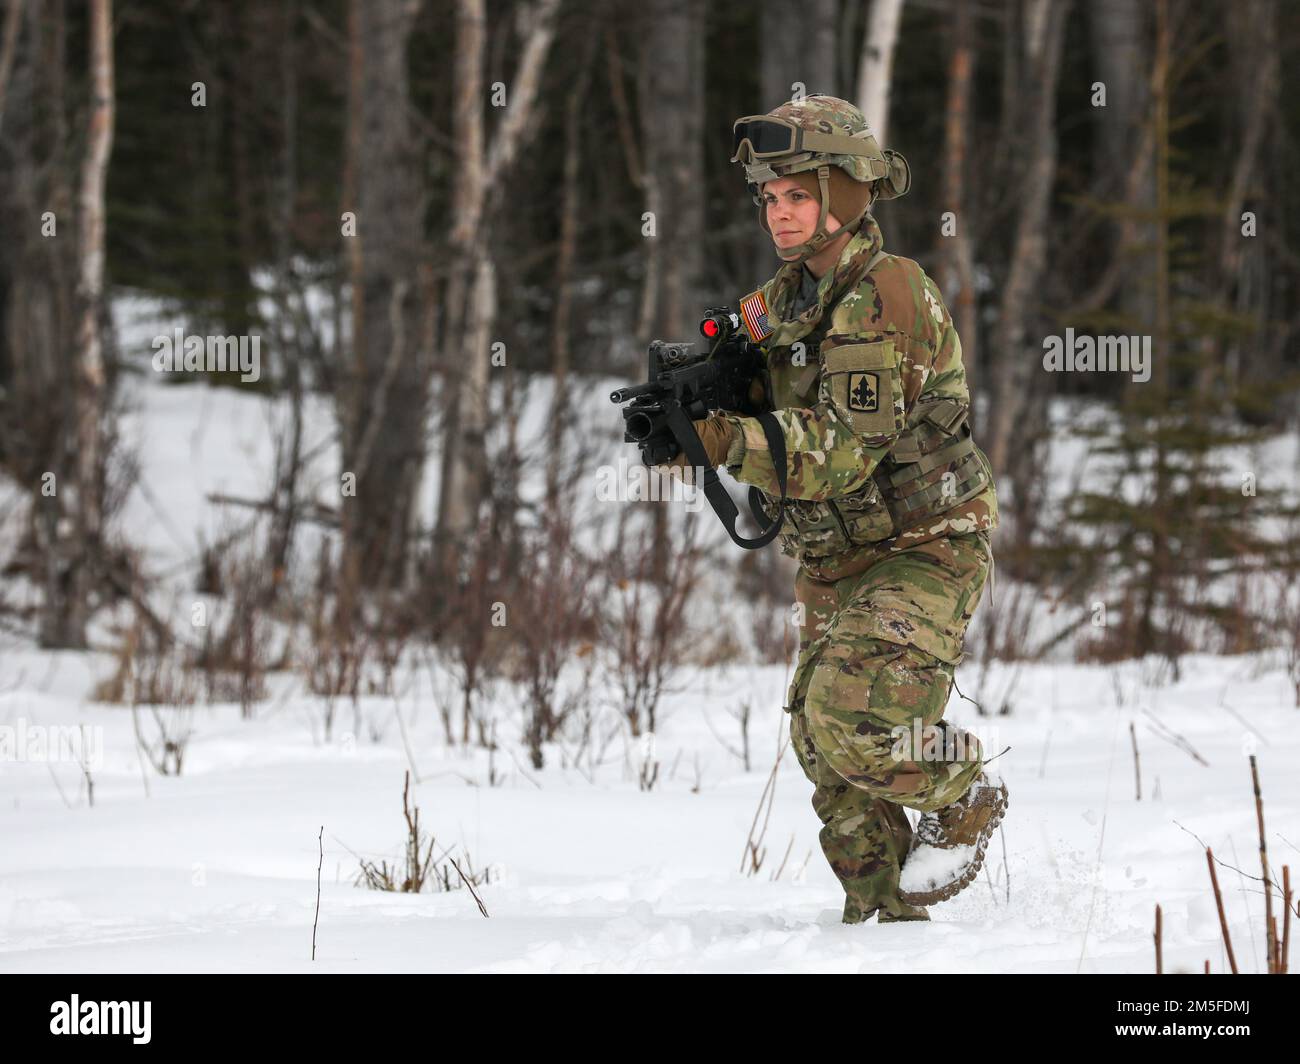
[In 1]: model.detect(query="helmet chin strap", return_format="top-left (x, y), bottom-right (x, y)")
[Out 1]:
top-left (771, 164), bottom-right (871, 267)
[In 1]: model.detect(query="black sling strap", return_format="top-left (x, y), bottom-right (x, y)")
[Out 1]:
top-left (663, 402), bottom-right (789, 549)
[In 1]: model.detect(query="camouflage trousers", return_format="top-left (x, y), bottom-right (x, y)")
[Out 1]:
top-left (785, 531), bottom-right (993, 923)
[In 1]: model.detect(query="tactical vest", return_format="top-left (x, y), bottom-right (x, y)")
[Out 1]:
top-left (754, 251), bottom-right (992, 562)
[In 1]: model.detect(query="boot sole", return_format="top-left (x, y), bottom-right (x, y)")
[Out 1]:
top-left (897, 783), bottom-right (1009, 907)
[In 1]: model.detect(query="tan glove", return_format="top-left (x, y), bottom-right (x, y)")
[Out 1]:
top-left (657, 414), bottom-right (735, 480)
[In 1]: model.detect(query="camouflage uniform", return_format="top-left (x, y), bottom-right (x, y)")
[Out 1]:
top-left (720, 206), bottom-right (999, 923)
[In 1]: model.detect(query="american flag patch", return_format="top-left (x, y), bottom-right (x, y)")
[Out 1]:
top-left (739, 288), bottom-right (772, 343)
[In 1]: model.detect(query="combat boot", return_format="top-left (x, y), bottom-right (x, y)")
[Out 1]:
top-left (878, 903), bottom-right (930, 923)
top-left (843, 897), bottom-right (930, 923)
top-left (897, 770), bottom-right (1008, 906)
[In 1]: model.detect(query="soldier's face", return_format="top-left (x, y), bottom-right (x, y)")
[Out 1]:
top-left (762, 177), bottom-right (840, 260)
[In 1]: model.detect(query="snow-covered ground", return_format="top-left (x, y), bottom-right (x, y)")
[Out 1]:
top-left (1, 641), bottom-right (1295, 973)
top-left (2, 323), bottom-right (1298, 972)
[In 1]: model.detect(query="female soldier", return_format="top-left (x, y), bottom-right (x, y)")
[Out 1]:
top-left (665, 95), bottom-right (1007, 924)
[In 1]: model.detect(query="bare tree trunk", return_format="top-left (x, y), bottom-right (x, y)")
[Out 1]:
top-left (805, 0), bottom-right (838, 98)
top-left (938, 0), bottom-right (978, 411)
top-left (985, 0), bottom-right (1070, 480)
top-left (1136, 0), bottom-right (1171, 659)
top-left (760, 0), bottom-right (838, 107)
top-left (58, 0), bottom-right (115, 648)
top-left (460, 247), bottom-right (495, 513)
top-left (267, 0), bottom-right (301, 593)
top-left (637, 0), bottom-right (705, 583)
top-left (546, 31), bottom-right (598, 511)
top-left (0, 0), bottom-right (23, 136)
top-left (433, 0), bottom-right (487, 585)
top-left (1088, 0), bottom-right (1146, 164)
top-left (1087, 0), bottom-right (1156, 339)
top-left (637, 0), bottom-right (704, 344)
top-left (753, 0), bottom-right (839, 272)
top-left (857, 0), bottom-right (904, 144)
top-left (341, 0), bottom-right (426, 590)
top-left (434, 0), bottom-right (559, 581)
top-left (1213, 0), bottom-right (1278, 402)
top-left (0, 0), bottom-right (76, 646)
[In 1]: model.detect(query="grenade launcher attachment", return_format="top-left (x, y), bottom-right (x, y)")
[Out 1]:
top-left (610, 308), bottom-right (789, 550)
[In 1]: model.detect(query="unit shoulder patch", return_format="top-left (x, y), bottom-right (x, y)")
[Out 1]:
top-left (847, 371), bottom-right (879, 413)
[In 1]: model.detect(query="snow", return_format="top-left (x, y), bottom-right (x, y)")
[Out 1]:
top-left (2, 335), bottom-right (1298, 973)
top-left (899, 843), bottom-right (979, 895)
top-left (2, 638), bottom-right (1296, 973)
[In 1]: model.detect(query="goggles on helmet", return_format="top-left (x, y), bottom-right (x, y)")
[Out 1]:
top-left (730, 115), bottom-right (878, 166)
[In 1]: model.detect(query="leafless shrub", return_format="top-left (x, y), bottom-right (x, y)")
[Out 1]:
top-left (555, 699), bottom-right (621, 784)
top-left (1183, 758), bottom-right (1295, 974)
top-left (353, 771), bottom-right (496, 898)
top-left (296, 539), bottom-right (371, 742)
top-left (99, 609), bottom-right (199, 777)
top-left (303, 599), bottom-right (365, 742)
top-left (424, 513), bottom-right (513, 748)
top-left (731, 697), bottom-right (753, 772)
top-left (741, 737), bottom-right (786, 876)
top-left (421, 644), bottom-right (460, 747)
top-left (689, 751), bottom-right (704, 795)
top-left (705, 696), bottom-right (753, 771)
top-left (95, 605), bottom-right (198, 707)
top-left (599, 507), bottom-right (702, 737)
top-left (631, 730), bottom-right (660, 792)
top-left (367, 589), bottom-right (415, 699)
top-left (689, 621), bottom-right (747, 668)
top-left (193, 534), bottom-right (275, 715)
top-left (974, 576), bottom-right (1047, 664)
top-left (508, 513), bottom-right (600, 770)
top-left (131, 700), bottom-right (194, 777)
top-left (1267, 532), bottom-right (1300, 707)
top-left (734, 546), bottom-right (797, 665)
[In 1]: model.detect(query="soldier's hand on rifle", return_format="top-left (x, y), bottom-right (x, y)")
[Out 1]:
top-left (656, 414), bottom-right (736, 480)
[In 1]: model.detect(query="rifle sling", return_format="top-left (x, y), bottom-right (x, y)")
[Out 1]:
top-left (664, 403), bottom-right (788, 550)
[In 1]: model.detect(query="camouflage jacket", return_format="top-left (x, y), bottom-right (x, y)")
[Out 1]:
top-left (720, 213), bottom-right (998, 582)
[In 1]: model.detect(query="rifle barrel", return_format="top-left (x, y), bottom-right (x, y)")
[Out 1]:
top-left (610, 382), bottom-right (659, 403)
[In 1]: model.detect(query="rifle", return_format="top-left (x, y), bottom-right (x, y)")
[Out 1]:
top-left (610, 308), bottom-right (789, 549)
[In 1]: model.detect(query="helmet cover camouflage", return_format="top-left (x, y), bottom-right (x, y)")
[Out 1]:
top-left (734, 95), bottom-right (910, 204)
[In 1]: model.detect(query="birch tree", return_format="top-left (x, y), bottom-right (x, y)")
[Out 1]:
top-left (43, 0), bottom-right (115, 648)
top-left (433, 0), bottom-right (560, 582)
top-left (857, 0), bottom-right (903, 146)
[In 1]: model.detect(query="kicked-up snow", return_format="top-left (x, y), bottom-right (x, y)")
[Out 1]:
top-left (899, 843), bottom-right (979, 896)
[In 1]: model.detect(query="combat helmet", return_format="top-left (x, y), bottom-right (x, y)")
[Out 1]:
top-left (731, 94), bottom-right (910, 265)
